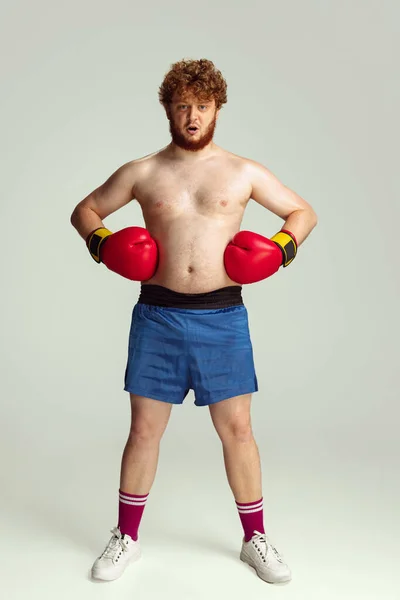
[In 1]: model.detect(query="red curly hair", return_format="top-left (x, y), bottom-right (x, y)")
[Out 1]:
top-left (158, 58), bottom-right (228, 110)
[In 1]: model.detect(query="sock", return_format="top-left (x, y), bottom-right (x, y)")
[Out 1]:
top-left (118, 489), bottom-right (149, 541)
top-left (236, 497), bottom-right (265, 542)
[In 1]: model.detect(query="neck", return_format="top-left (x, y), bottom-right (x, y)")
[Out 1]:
top-left (166, 141), bottom-right (218, 161)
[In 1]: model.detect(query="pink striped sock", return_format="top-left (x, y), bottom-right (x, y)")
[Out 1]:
top-left (118, 489), bottom-right (149, 541)
top-left (236, 497), bottom-right (265, 542)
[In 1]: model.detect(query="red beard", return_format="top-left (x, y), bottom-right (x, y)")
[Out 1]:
top-left (168, 115), bottom-right (217, 152)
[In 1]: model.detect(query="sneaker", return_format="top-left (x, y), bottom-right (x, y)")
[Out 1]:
top-left (91, 526), bottom-right (141, 581)
top-left (240, 530), bottom-right (292, 584)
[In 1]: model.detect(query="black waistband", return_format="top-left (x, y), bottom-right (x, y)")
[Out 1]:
top-left (137, 284), bottom-right (244, 308)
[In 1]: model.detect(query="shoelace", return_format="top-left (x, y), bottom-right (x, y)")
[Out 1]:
top-left (252, 530), bottom-right (284, 563)
top-left (100, 527), bottom-right (128, 560)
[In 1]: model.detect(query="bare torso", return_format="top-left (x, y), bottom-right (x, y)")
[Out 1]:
top-left (131, 145), bottom-right (252, 293)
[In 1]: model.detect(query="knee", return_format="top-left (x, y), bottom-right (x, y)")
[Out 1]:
top-left (129, 418), bottom-right (164, 443)
top-left (219, 420), bottom-right (253, 443)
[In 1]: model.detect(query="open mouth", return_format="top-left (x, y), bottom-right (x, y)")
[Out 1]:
top-left (187, 126), bottom-right (199, 134)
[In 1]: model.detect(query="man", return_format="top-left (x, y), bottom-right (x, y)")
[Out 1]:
top-left (70, 58), bottom-right (317, 585)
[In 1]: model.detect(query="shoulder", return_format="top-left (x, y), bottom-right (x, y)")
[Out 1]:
top-left (115, 149), bottom-right (166, 189)
top-left (218, 150), bottom-right (273, 182)
top-left (123, 149), bottom-right (162, 173)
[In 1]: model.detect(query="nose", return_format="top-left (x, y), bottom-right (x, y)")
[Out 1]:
top-left (188, 105), bottom-right (199, 121)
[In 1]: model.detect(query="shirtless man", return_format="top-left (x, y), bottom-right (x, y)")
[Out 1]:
top-left (70, 58), bottom-right (317, 585)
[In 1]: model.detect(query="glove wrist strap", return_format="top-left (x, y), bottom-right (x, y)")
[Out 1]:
top-left (86, 227), bottom-right (113, 263)
top-left (270, 229), bottom-right (298, 267)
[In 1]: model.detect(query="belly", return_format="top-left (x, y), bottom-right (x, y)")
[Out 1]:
top-left (142, 217), bottom-right (240, 293)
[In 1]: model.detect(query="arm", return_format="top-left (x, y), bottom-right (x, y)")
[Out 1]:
top-left (70, 161), bottom-right (136, 240)
top-left (70, 161), bottom-right (158, 281)
top-left (224, 161), bottom-right (318, 284)
top-left (246, 159), bottom-right (318, 245)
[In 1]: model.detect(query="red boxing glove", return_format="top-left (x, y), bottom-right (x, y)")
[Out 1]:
top-left (224, 229), bottom-right (297, 284)
top-left (86, 226), bottom-right (158, 281)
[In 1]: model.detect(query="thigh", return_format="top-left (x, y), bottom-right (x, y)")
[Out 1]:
top-left (124, 303), bottom-right (190, 404)
top-left (129, 393), bottom-right (173, 438)
top-left (188, 305), bottom-right (258, 406)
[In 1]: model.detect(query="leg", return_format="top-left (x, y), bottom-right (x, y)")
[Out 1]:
top-left (119, 393), bottom-right (173, 494)
top-left (208, 393), bottom-right (262, 503)
top-left (91, 393), bottom-right (173, 580)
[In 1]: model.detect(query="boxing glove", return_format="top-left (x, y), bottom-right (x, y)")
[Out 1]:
top-left (224, 229), bottom-right (297, 284)
top-left (86, 226), bottom-right (158, 281)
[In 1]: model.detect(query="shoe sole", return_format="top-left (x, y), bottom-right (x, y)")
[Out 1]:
top-left (91, 548), bottom-right (142, 581)
top-left (240, 552), bottom-right (291, 584)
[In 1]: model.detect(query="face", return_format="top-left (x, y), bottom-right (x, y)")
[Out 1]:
top-left (166, 91), bottom-right (220, 152)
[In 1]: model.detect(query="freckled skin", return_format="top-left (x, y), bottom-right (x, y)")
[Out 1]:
top-left (133, 147), bottom-right (252, 294)
top-left (76, 91), bottom-right (312, 293)
top-left (127, 92), bottom-right (256, 294)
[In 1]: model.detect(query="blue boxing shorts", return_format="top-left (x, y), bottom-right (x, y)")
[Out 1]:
top-left (123, 284), bottom-right (258, 407)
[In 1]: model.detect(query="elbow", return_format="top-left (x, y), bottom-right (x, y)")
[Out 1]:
top-left (70, 206), bottom-right (85, 229)
top-left (310, 210), bottom-right (318, 227)
top-left (70, 209), bottom-right (78, 228)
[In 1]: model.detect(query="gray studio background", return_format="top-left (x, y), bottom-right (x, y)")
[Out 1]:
top-left (1, 1), bottom-right (398, 599)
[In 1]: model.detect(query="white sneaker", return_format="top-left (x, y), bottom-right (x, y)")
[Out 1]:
top-left (240, 530), bottom-right (292, 584)
top-left (91, 526), bottom-right (141, 581)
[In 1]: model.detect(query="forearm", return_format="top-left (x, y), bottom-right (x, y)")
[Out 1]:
top-left (281, 209), bottom-right (318, 246)
top-left (70, 207), bottom-right (105, 241)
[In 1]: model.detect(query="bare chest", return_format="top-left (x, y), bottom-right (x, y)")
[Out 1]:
top-left (134, 162), bottom-right (252, 219)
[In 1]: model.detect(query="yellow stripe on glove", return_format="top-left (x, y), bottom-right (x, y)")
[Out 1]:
top-left (86, 227), bottom-right (113, 263)
top-left (270, 230), bottom-right (297, 267)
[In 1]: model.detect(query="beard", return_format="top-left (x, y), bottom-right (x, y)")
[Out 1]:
top-left (168, 114), bottom-right (217, 152)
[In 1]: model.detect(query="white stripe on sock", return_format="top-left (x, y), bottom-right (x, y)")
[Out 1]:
top-left (236, 500), bottom-right (263, 513)
top-left (119, 492), bottom-right (149, 506)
